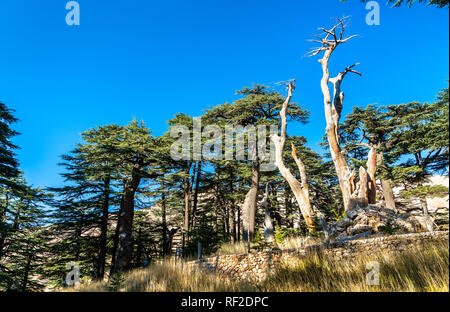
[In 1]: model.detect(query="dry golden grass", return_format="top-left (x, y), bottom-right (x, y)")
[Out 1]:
top-left (260, 240), bottom-right (449, 292)
top-left (76, 261), bottom-right (258, 292)
top-left (279, 236), bottom-right (322, 250)
top-left (211, 236), bottom-right (321, 257)
top-left (75, 240), bottom-right (448, 292)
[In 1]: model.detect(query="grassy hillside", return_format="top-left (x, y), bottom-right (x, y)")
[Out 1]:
top-left (75, 240), bottom-right (449, 292)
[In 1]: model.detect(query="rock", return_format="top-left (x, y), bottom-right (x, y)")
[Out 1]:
top-left (355, 215), bottom-right (369, 225)
top-left (336, 217), bottom-right (352, 230)
top-left (351, 231), bottom-right (371, 240)
top-left (368, 205), bottom-right (381, 211)
top-left (331, 205), bottom-right (419, 240)
top-left (368, 218), bottom-right (380, 229)
top-left (337, 230), bottom-right (371, 242)
top-left (351, 224), bottom-right (373, 236)
top-left (336, 232), bottom-right (348, 240)
top-left (346, 209), bottom-right (359, 220)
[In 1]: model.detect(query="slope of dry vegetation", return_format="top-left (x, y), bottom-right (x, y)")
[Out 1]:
top-left (75, 240), bottom-right (449, 292)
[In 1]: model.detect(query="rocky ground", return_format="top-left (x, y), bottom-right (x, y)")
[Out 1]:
top-left (329, 205), bottom-right (421, 241)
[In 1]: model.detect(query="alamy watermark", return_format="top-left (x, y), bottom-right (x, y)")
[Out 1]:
top-left (65, 261), bottom-right (80, 287)
top-left (66, 1), bottom-right (80, 26)
top-left (170, 117), bottom-right (277, 172)
top-left (365, 1), bottom-right (380, 26)
top-left (365, 261), bottom-right (380, 286)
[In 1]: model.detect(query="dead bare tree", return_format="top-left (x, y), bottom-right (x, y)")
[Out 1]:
top-left (355, 126), bottom-right (398, 211)
top-left (270, 80), bottom-right (315, 231)
top-left (242, 153), bottom-right (260, 242)
top-left (263, 183), bottom-right (275, 242)
top-left (308, 17), bottom-right (368, 211)
top-left (357, 141), bottom-right (378, 205)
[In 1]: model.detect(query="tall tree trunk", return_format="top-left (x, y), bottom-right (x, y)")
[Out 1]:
top-left (242, 159), bottom-right (260, 242)
top-left (229, 168), bottom-right (236, 243)
top-left (270, 81), bottom-right (315, 231)
top-left (0, 192), bottom-right (9, 261)
top-left (237, 202), bottom-right (241, 242)
top-left (13, 198), bottom-right (22, 231)
top-left (136, 227), bottom-right (143, 266)
top-left (161, 176), bottom-right (168, 256)
top-left (109, 209), bottom-right (120, 276)
top-left (112, 180), bottom-right (138, 273)
top-left (284, 184), bottom-right (293, 228)
top-left (263, 184), bottom-right (275, 243)
top-left (164, 229), bottom-right (177, 257)
top-left (358, 166), bottom-right (369, 207)
top-left (21, 250), bottom-right (32, 292)
top-left (366, 147), bottom-right (377, 205)
top-left (74, 219), bottom-right (83, 261)
top-left (230, 205), bottom-right (236, 243)
top-left (182, 162), bottom-right (193, 249)
top-left (225, 205), bottom-right (230, 236)
top-left (1, 192), bottom-right (8, 223)
top-left (417, 181), bottom-right (434, 232)
top-left (111, 160), bottom-right (143, 275)
top-left (420, 196), bottom-right (434, 232)
top-left (190, 161), bottom-right (202, 230)
top-left (381, 179), bottom-right (397, 212)
top-left (321, 63), bottom-right (359, 211)
top-left (312, 18), bottom-right (361, 211)
top-left (97, 176), bottom-right (110, 280)
top-left (378, 152), bottom-right (397, 212)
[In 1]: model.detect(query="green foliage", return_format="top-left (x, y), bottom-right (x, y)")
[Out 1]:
top-left (339, 87), bottom-right (449, 203)
top-left (205, 84), bottom-right (309, 128)
top-left (252, 239), bottom-right (275, 252)
top-left (252, 230), bottom-right (263, 244)
top-left (385, 90), bottom-right (449, 177)
top-left (283, 228), bottom-right (305, 239)
top-left (330, 208), bottom-right (347, 223)
top-left (0, 102), bottom-right (20, 188)
top-left (184, 215), bottom-right (223, 258)
top-left (251, 231), bottom-right (276, 252)
top-left (378, 220), bottom-right (400, 234)
top-left (108, 270), bottom-right (124, 292)
top-left (401, 185), bottom-right (449, 200)
top-left (1, 58), bottom-right (448, 293)
top-left (274, 226), bottom-right (287, 244)
top-left (0, 176), bottom-right (49, 292)
top-left (390, 166), bottom-right (423, 184)
top-left (341, 0), bottom-right (449, 8)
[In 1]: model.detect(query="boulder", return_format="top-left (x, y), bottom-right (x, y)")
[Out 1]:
top-left (346, 209), bottom-right (359, 220)
top-left (336, 217), bottom-right (352, 230)
top-left (351, 224), bottom-right (373, 236)
top-left (331, 206), bottom-right (417, 241)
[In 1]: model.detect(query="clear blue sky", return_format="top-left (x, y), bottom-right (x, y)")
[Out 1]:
top-left (0, 0), bottom-right (448, 188)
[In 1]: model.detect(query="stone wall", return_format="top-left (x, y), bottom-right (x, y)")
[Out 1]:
top-left (187, 231), bottom-right (449, 282)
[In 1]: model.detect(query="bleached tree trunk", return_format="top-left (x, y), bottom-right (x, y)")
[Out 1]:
top-left (417, 181), bottom-right (434, 232)
top-left (358, 166), bottom-right (369, 207)
top-left (377, 151), bottom-right (397, 212)
top-left (309, 18), bottom-right (361, 211)
top-left (263, 184), bottom-right (275, 242)
top-left (381, 179), bottom-right (397, 212)
top-left (360, 145), bottom-right (398, 210)
top-left (420, 198), bottom-right (434, 232)
top-left (366, 147), bottom-right (377, 204)
top-left (242, 159), bottom-right (260, 242)
top-left (270, 81), bottom-right (315, 231)
top-left (313, 206), bottom-right (329, 242)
